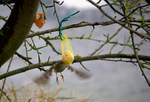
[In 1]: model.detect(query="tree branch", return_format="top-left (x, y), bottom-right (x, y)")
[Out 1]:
top-left (0, 53), bottom-right (150, 80)
top-left (27, 21), bottom-right (115, 38)
top-left (87, 0), bottom-right (150, 40)
top-left (27, 18), bottom-right (150, 38)
top-left (130, 24), bottom-right (150, 86)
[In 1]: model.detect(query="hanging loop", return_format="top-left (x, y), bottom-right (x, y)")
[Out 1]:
top-left (59, 11), bottom-right (80, 40)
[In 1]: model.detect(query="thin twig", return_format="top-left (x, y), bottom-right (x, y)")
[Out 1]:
top-left (79, 62), bottom-right (90, 71)
top-left (24, 41), bottom-right (30, 65)
top-left (39, 36), bottom-right (61, 55)
top-left (0, 89), bottom-right (11, 102)
top-left (30, 37), bottom-right (41, 64)
top-left (53, 0), bottom-right (60, 24)
top-left (104, 0), bottom-right (124, 16)
top-left (15, 52), bottom-right (32, 64)
top-left (0, 57), bottom-right (13, 100)
top-left (130, 24), bottom-right (150, 86)
top-left (90, 26), bottom-right (123, 56)
top-left (87, 0), bottom-right (150, 40)
top-left (122, 4), bottom-right (149, 20)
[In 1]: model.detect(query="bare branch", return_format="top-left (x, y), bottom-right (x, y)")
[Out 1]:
top-left (87, 0), bottom-right (150, 40)
top-left (90, 26), bottom-right (123, 56)
top-left (130, 24), bottom-right (150, 86)
top-left (0, 53), bottom-right (150, 80)
top-left (27, 18), bottom-right (150, 38)
top-left (27, 21), bottom-right (115, 38)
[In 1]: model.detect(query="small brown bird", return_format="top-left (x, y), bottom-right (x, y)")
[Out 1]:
top-left (34, 62), bottom-right (91, 85)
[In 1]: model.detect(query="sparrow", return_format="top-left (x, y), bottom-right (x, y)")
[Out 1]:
top-left (34, 62), bottom-right (91, 85)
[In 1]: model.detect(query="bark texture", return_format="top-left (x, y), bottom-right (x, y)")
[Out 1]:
top-left (0, 0), bottom-right (39, 66)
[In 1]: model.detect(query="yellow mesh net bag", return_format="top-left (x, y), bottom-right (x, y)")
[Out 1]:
top-left (61, 34), bottom-right (74, 66)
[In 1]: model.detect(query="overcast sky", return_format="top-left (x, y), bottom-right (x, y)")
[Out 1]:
top-left (61, 0), bottom-right (106, 8)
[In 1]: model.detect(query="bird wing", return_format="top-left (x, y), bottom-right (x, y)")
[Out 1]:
top-left (68, 66), bottom-right (91, 79)
top-left (34, 66), bottom-right (54, 85)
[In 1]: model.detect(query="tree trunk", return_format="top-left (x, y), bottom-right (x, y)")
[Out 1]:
top-left (0, 0), bottom-right (39, 66)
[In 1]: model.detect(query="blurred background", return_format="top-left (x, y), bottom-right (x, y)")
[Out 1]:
top-left (0, 0), bottom-right (150, 102)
